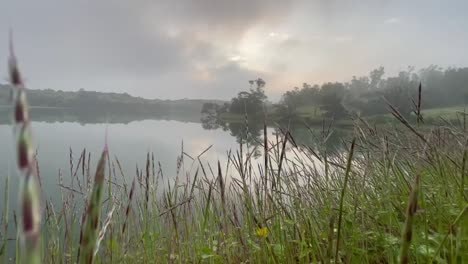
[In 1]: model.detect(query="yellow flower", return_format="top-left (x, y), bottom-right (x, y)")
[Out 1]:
top-left (256, 227), bottom-right (269, 238)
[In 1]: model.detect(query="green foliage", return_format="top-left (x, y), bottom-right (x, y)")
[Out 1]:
top-left (0, 84), bottom-right (225, 119)
top-left (319, 82), bottom-right (348, 118)
top-left (276, 65), bottom-right (468, 121)
top-left (228, 78), bottom-right (267, 116)
top-left (79, 149), bottom-right (107, 264)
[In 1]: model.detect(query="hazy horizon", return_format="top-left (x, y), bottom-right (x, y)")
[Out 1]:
top-left (1, 0), bottom-right (467, 100)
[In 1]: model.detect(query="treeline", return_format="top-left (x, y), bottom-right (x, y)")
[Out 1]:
top-left (283, 66), bottom-right (468, 119)
top-left (0, 84), bottom-right (223, 116)
top-left (202, 66), bottom-right (468, 121)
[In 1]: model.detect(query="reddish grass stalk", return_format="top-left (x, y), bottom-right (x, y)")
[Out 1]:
top-left (9, 35), bottom-right (42, 264)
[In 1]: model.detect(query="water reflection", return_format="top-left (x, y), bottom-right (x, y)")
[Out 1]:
top-left (200, 114), bottom-right (350, 154)
top-left (0, 107), bottom-right (202, 125)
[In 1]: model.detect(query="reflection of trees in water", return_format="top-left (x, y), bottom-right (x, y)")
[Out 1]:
top-left (0, 107), bottom-right (204, 125)
top-left (201, 115), bottom-right (265, 158)
top-left (200, 114), bottom-right (228, 131)
top-left (201, 117), bottom-right (264, 146)
top-left (200, 116), bottom-right (351, 154)
top-left (286, 124), bottom-right (350, 154)
top-left (227, 121), bottom-right (263, 146)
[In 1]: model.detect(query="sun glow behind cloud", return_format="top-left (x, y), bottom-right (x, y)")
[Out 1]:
top-left (1, 0), bottom-right (467, 100)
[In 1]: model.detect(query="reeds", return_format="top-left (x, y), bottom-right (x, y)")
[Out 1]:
top-left (334, 137), bottom-right (356, 262)
top-left (78, 147), bottom-right (107, 264)
top-left (121, 177), bottom-right (136, 237)
top-left (9, 35), bottom-right (42, 264)
top-left (399, 172), bottom-right (421, 264)
top-left (0, 176), bottom-right (9, 261)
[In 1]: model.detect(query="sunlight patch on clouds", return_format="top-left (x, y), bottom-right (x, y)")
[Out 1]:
top-left (384, 17), bottom-right (401, 24)
top-left (193, 70), bottom-right (214, 82)
top-left (163, 24), bottom-right (181, 38)
top-left (235, 27), bottom-right (297, 73)
top-left (269, 32), bottom-right (290, 40)
top-left (229, 55), bottom-right (247, 63)
top-left (237, 29), bottom-right (267, 70)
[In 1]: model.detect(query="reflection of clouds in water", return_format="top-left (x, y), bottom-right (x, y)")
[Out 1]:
top-left (179, 130), bottom-right (241, 180)
top-left (0, 120), bottom-right (241, 198)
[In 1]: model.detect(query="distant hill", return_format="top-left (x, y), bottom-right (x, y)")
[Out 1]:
top-left (0, 84), bottom-right (225, 117)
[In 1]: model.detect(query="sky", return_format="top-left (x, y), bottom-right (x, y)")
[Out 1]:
top-left (1, 0), bottom-right (467, 100)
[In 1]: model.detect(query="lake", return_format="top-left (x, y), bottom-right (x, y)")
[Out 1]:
top-left (0, 118), bottom-right (244, 204)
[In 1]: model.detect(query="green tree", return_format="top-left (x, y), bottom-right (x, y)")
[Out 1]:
top-left (229, 78), bottom-right (268, 116)
top-left (381, 70), bottom-right (419, 117)
top-left (320, 82), bottom-right (348, 118)
top-left (369, 66), bottom-right (385, 90)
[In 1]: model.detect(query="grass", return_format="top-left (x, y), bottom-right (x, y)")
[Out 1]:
top-left (295, 105), bottom-right (323, 118)
top-left (220, 104), bottom-right (466, 128)
top-left (1, 47), bottom-right (468, 263)
top-left (421, 105), bottom-right (468, 119)
top-left (218, 105), bottom-right (322, 121)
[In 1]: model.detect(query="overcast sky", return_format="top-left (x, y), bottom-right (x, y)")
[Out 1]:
top-left (1, 0), bottom-right (467, 100)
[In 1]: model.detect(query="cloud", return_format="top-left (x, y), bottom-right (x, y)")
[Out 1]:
top-left (384, 17), bottom-right (402, 24)
top-left (1, 0), bottom-right (468, 100)
top-left (0, 1), bottom-right (298, 99)
top-left (189, 62), bottom-right (270, 98)
top-left (333, 35), bottom-right (354, 43)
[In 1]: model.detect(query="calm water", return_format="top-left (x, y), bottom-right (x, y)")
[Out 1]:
top-left (0, 118), bottom-right (244, 201)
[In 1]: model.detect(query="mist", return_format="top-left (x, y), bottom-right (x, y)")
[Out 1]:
top-left (1, 0), bottom-right (467, 100)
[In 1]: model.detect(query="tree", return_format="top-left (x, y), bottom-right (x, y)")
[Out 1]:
top-left (381, 70), bottom-right (419, 118)
top-left (344, 76), bottom-right (371, 114)
top-left (277, 83), bottom-right (321, 119)
top-left (320, 82), bottom-right (348, 118)
top-left (201, 102), bottom-right (220, 115)
top-left (229, 78), bottom-right (268, 116)
top-left (280, 87), bottom-right (300, 114)
top-left (369, 66), bottom-right (385, 90)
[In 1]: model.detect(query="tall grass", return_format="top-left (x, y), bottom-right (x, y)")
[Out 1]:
top-left (9, 36), bottom-right (42, 264)
top-left (2, 47), bottom-right (467, 263)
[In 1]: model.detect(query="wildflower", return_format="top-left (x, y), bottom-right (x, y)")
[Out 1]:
top-left (256, 227), bottom-right (269, 238)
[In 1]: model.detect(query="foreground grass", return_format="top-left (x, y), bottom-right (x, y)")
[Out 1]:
top-left (1, 115), bottom-right (467, 263)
